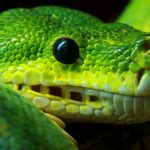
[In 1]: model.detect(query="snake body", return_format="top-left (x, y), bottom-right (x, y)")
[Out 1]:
top-left (0, 6), bottom-right (150, 126)
top-left (118, 0), bottom-right (150, 32)
top-left (0, 85), bottom-right (77, 149)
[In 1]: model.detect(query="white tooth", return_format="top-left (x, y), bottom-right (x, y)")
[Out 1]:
top-left (80, 106), bottom-right (94, 115)
top-left (40, 85), bottom-right (49, 94)
top-left (123, 95), bottom-right (134, 117)
top-left (33, 97), bottom-right (50, 109)
top-left (66, 104), bottom-right (80, 114)
top-left (133, 97), bottom-right (144, 121)
top-left (113, 94), bottom-right (124, 116)
top-left (144, 97), bottom-right (150, 121)
top-left (119, 96), bottom-right (134, 122)
top-left (50, 101), bottom-right (65, 111)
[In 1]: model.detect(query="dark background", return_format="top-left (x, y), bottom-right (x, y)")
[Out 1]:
top-left (0, 0), bottom-right (129, 22)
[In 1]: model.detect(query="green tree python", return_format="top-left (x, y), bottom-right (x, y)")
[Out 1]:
top-left (0, 4), bottom-right (150, 149)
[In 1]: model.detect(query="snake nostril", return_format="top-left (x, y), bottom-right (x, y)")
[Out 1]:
top-left (137, 69), bottom-right (144, 85)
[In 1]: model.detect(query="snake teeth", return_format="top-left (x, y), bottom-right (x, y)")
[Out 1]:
top-left (12, 83), bottom-right (150, 123)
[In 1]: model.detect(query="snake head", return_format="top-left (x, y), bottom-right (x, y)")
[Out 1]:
top-left (1, 6), bottom-right (150, 123)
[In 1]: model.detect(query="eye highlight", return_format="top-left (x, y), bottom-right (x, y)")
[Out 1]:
top-left (52, 37), bottom-right (79, 64)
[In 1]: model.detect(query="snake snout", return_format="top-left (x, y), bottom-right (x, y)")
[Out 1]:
top-left (141, 36), bottom-right (150, 54)
top-left (131, 35), bottom-right (150, 96)
top-left (131, 35), bottom-right (150, 69)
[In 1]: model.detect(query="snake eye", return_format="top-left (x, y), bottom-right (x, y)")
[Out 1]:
top-left (52, 37), bottom-right (79, 64)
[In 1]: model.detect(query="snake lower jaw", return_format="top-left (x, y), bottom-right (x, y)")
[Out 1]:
top-left (10, 83), bottom-right (150, 124)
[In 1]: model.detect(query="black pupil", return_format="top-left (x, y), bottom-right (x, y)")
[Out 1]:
top-left (53, 37), bottom-right (79, 64)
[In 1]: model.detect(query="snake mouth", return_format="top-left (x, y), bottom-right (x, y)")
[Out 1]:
top-left (13, 83), bottom-right (150, 123)
top-left (16, 84), bottom-right (104, 109)
top-left (25, 85), bottom-right (100, 103)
